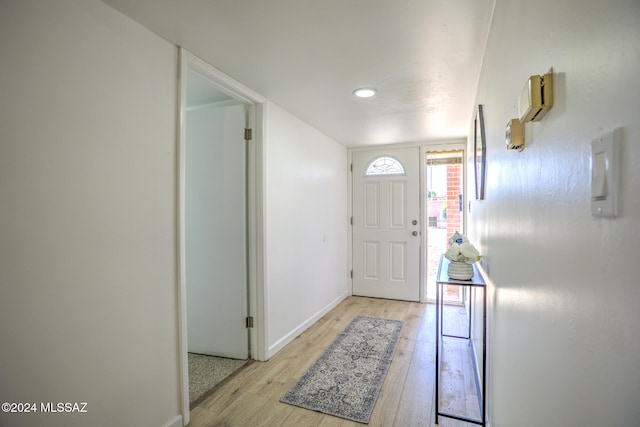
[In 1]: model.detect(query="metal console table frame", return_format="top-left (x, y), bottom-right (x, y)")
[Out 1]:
top-left (435, 255), bottom-right (486, 426)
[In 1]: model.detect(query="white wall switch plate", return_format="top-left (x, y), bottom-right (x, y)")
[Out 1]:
top-left (591, 128), bottom-right (621, 218)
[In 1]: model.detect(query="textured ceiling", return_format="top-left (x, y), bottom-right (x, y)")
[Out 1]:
top-left (101, 0), bottom-right (495, 147)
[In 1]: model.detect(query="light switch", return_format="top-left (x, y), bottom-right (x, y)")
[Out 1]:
top-left (591, 129), bottom-right (620, 218)
top-left (591, 152), bottom-right (607, 200)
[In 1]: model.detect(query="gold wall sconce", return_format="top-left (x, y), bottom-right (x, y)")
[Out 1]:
top-left (505, 118), bottom-right (524, 151)
top-left (506, 68), bottom-right (554, 151)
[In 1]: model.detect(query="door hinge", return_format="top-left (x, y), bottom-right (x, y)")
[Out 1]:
top-left (350, 163), bottom-right (353, 172)
top-left (350, 216), bottom-right (353, 226)
top-left (244, 128), bottom-right (252, 141)
top-left (350, 270), bottom-right (353, 279)
top-left (246, 316), bottom-right (254, 328)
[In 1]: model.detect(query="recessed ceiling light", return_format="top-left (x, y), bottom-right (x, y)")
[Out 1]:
top-left (353, 87), bottom-right (377, 98)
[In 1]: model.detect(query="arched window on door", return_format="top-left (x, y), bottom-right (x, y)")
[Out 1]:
top-left (364, 156), bottom-right (406, 176)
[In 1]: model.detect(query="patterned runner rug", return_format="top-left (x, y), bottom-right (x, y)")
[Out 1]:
top-left (280, 315), bottom-right (404, 424)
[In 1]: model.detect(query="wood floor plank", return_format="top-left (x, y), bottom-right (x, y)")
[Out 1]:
top-left (245, 401), bottom-right (295, 427)
top-left (435, 305), bottom-right (483, 427)
top-left (317, 415), bottom-right (360, 427)
top-left (367, 342), bottom-right (414, 426)
top-left (439, 339), bottom-right (466, 416)
top-left (210, 392), bottom-right (270, 426)
top-left (280, 407), bottom-right (325, 426)
top-left (188, 406), bottom-right (217, 426)
top-left (393, 332), bottom-right (435, 427)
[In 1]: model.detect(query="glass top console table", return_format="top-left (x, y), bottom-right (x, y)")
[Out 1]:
top-left (435, 255), bottom-right (487, 426)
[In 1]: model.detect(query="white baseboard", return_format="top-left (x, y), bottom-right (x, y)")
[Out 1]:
top-left (161, 414), bottom-right (183, 427)
top-left (267, 291), bottom-right (349, 358)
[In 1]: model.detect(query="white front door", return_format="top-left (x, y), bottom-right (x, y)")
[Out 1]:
top-left (352, 147), bottom-right (421, 301)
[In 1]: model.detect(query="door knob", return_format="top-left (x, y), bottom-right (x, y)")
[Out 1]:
top-left (412, 231), bottom-right (418, 236)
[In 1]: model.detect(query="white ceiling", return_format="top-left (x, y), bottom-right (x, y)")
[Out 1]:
top-left (102, 0), bottom-right (495, 147)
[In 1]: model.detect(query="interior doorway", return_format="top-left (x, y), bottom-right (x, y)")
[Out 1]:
top-left (425, 149), bottom-right (465, 304)
top-left (184, 66), bottom-right (250, 407)
top-left (178, 48), bottom-right (266, 424)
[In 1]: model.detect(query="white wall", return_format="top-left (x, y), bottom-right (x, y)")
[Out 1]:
top-left (469, 1), bottom-right (640, 425)
top-left (0, 1), bottom-right (181, 427)
top-left (264, 101), bottom-right (349, 357)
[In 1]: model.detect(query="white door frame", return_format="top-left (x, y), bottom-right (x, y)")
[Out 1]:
top-left (177, 48), bottom-right (267, 425)
top-left (348, 140), bottom-right (466, 303)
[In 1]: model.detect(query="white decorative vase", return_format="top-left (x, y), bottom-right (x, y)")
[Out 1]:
top-left (447, 261), bottom-right (474, 280)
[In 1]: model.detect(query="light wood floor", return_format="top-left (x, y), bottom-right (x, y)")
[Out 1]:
top-left (187, 296), bottom-right (480, 427)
